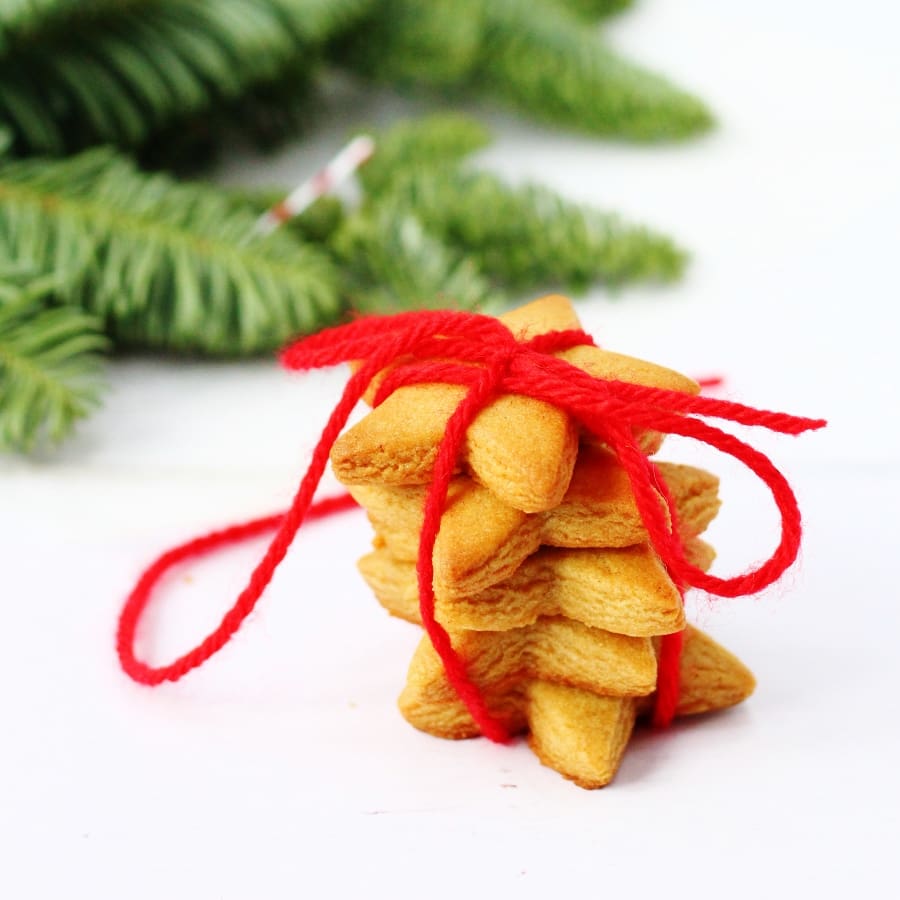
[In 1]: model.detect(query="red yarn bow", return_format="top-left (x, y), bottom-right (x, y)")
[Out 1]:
top-left (118, 310), bottom-right (826, 740)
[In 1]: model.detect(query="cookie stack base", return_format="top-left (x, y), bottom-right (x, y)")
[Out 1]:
top-left (398, 625), bottom-right (755, 788)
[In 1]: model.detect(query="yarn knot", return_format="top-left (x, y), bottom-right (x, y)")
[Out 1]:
top-left (370, 316), bottom-right (592, 410)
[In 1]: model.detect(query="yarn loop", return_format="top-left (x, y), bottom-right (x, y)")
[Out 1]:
top-left (118, 310), bottom-right (825, 738)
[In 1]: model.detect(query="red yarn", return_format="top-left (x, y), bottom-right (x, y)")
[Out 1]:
top-left (118, 310), bottom-right (825, 738)
top-left (117, 494), bottom-right (357, 685)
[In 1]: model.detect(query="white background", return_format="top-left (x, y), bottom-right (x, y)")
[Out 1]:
top-left (2, 1), bottom-right (899, 897)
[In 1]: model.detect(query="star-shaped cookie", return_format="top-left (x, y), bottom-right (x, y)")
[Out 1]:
top-left (332, 295), bottom-right (698, 513)
top-left (400, 625), bottom-right (755, 788)
top-left (349, 448), bottom-right (720, 597)
top-left (358, 541), bottom-right (712, 635)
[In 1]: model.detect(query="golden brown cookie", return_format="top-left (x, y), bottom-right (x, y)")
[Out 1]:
top-left (527, 685), bottom-right (636, 789)
top-left (498, 293), bottom-right (581, 338)
top-left (349, 477), bottom-right (540, 596)
top-left (334, 387), bottom-right (579, 514)
top-left (541, 452), bottom-right (721, 547)
top-left (400, 617), bottom-right (658, 721)
top-left (663, 626), bottom-right (756, 716)
top-left (347, 449), bottom-right (720, 598)
top-left (359, 543), bottom-right (686, 636)
top-left (399, 624), bottom-right (754, 744)
top-left (332, 295), bottom-right (698, 512)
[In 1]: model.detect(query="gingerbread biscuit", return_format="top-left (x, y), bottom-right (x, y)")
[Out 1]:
top-left (400, 679), bottom-right (637, 789)
top-left (457, 625), bottom-right (756, 788)
top-left (541, 452), bottom-right (720, 547)
top-left (399, 625), bottom-right (753, 742)
top-left (527, 685), bottom-right (636, 789)
top-left (332, 295), bottom-right (698, 512)
top-left (358, 543), bottom-right (687, 636)
top-left (334, 386), bottom-right (579, 514)
top-left (662, 626), bottom-right (756, 716)
top-left (348, 450), bottom-right (720, 598)
top-left (401, 616), bottom-right (658, 711)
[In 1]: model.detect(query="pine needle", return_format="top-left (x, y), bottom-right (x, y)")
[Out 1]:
top-left (334, 0), bottom-right (485, 88)
top-left (477, 0), bottom-right (713, 140)
top-left (137, 59), bottom-right (319, 172)
top-left (332, 207), bottom-right (501, 315)
top-left (384, 169), bottom-right (687, 289)
top-left (357, 114), bottom-right (687, 290)
top-left (0, 0), bottom-right (373, 155)
top-left (549, 0), bottom-right (633, 21)
top-left (0, 1), bottom-right (711, 156)
top-left (331, 0), bottom-right (712, 142)
top-left (0, 259), bottom-right (107, 453)
top-left (0, 1), bottom-right (137, 50)
top-left (0, 149), bottom-right (343, 355)
top-left (357, 113), bottom-right (491, 196)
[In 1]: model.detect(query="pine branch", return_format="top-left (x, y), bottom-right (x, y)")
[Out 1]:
top-left (137, 59), bottom-right (319, 173)
top-left (355, 115), bottom-right (686, 289)
top-left (228, 167), bottom-right (497, 315)
top-left (477, 0), bottom-right (712, 140)
top-left (0, 0), bottom-right (372, 156)
top-left (331, 207), bottom-right (501, 315)
top-left (0, 149), bottom-right (343, 355)
top-left (381, 169), bottom-right (686, 290)
top-left (330, 0), bottom-right (711, 142)
top-left (549, 0), bottom-right (634, 21)
top-left (0, 259), bottom-right (107, 453)
top-left (357, 113), bottom-right (491, 197)
top-left (0, 1), bottom-right (138, 51)
top-left (332, 0), bottom-right (484, 89)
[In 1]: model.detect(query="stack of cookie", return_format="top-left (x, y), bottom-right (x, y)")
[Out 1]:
top-left (331, 296), bottom-right (755, 788)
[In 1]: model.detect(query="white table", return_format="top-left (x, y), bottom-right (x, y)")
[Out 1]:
top-left (3, 2), bottom-right (898, 896)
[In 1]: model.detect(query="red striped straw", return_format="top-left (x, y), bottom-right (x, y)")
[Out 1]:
top-left (250, 134), bottom-right (376, 238)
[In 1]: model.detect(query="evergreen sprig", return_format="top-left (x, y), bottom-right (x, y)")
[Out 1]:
top-left (383, 169), bottom-right (686, 289)
top-left (0, 1), bottom-right (134, 50)
top-left (0, 149), bottom-right (342, 355)
top-left (357, 113), bottom-right (491, 196)
top-left (332, 207), bottom-right (500, 315)
top-left (359, 115), bottom-right (687, 290)
top-left (137, 60), bottom-right (319, 172)
top-left (477, 0), bottom-right (712, 140)
top-left (550, 0), bottom-right (633, 21)
top-left (333, 0), bottom-right (485, 89)
top-left (0, 0), bottom-right (372, 156)
top-left (335, 0), bottom-right (712, 142)
top-left (0, 1), bottom-right (711, 158)
top-left (0, 258), bottom-right (107, 452)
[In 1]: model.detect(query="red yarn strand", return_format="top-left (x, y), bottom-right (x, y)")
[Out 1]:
top-left (118, 310), bottom-right (825, 741)
top-left (117, 495), bottom-right (358, 684)
top-left (415, 365), bottom-right (515, 742)
top-left (653, 629), bottom-right (685, 728)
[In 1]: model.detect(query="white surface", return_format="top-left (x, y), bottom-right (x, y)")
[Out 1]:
top-left (2, 2), bottom-right (900, 897)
